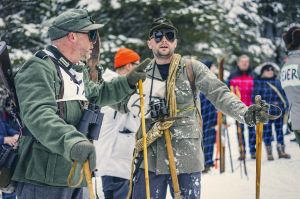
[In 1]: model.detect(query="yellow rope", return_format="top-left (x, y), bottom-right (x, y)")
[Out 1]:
top-left (167, 54), bottom-right (181, 117)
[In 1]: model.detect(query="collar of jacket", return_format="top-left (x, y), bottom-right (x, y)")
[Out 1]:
top-left (146, 58), bottom-right (183, 81)
top-left (235, 67), bottom-right (253, 76)
top-left (146, 60), bottom-right (164, 81)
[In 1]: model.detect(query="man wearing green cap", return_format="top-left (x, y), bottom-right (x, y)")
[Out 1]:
top-left (129, 17), bottom-right (270, 199)
top-left (11, 9), bottom-right (146, 199)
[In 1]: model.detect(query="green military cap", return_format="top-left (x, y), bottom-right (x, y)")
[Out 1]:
top-left (48, 9), bottom-right (104, 41)
top-left (149, 17), bottom-right (178, 37)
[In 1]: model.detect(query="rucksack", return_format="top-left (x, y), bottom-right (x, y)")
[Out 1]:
top-left (0, 41), bottom-right (21, 191)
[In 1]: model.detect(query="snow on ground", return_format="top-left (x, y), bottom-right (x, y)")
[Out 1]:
top-left (200, 124), bottom-right (300, 199)
top-left (93, 117), bottom-right (300, 199)
top-left (3, 117), bottom-right (297, 198)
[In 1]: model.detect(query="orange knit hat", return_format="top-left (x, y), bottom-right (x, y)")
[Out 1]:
top-left (114, 48), bottom-right (140, 68)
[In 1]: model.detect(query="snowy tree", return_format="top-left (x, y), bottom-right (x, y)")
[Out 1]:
top-left (256, 0), bottom-right (300, 65)
top-left (1, 0), bottom-right (299, 69)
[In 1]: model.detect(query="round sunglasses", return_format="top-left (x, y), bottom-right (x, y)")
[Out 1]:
top-left (76, 29), bottom-right (98, 43)
top-left (150, 29), bottom-right (176, 43)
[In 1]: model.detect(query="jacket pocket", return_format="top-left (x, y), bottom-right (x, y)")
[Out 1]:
top-left (111, 133), bottom-right (135, 161)
top-left (175, 88), bottom-right (194, 104)
top-left (25, 143), bottom-right (51, 183)
top-left (171, 116), bottom-right (201, 139)
top-left (25, 143), bottom-right (73, 185)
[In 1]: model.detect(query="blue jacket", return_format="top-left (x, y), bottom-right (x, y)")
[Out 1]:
top-left (252, 77), bottom-right (288, 115)
top-left (200, 93), bottom-right (217, 130)
top-left (0, 115), bottom-right (19, 145)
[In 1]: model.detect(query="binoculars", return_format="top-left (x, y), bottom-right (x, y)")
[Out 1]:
top-left (77, 104), bottom-right (104, 140)
top-left (149, 98), bottom-right (168, 119)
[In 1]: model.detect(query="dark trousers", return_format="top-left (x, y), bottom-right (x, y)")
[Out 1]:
top-left (240, 124), bottom-right (256, 155)
top-left (263, 117), bottom-right (284, 146)
top-left (101, 176), bottom-right (129, 199)
top-left (203, 128), bottom-right (216, 167)
top-left (15, 182), bottom-right (83, 199)
top-left (131, 169), bottom-right (201, 199)
top-left (2, 192), bottom-right (16, 199)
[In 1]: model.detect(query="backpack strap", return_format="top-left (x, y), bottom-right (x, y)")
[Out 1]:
top-left (184, 58), bottom-right (203, 130)
top-left (35, 50), bottom-right (65, 118)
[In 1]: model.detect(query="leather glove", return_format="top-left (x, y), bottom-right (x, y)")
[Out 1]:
top-left (70, 140), bottom-right (96, 171)
top-left (126, 58), bottom-right (151, 87)
top-left (244, 95), bottom-right (270, 127)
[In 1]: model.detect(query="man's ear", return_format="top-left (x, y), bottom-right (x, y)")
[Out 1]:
top-left (67, 32), bottom-right (76, 42)
top-left (147, 40), bottom-right (152, 49)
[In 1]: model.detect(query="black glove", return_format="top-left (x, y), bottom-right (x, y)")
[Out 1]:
top-left (70, 140), bottom-right (96, 171)
top-left (244, 95), bottom-right (270, 127)
top-left (126, 58), bottom-right (151, 87)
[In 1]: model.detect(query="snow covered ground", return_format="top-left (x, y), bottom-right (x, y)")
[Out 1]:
top-left (93, 118), bottom-right (300, 199)
top-left (200, 123), bottom-right (300, 199)
top-left (2, 119), bottom-right (298, 199)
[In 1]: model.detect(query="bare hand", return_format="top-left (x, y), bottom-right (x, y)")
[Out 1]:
top-left (4, 134), bottom-right (19, 147)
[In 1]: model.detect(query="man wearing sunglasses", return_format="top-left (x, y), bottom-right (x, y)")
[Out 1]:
top-left (11, 9), bottom-right (146, 199)
top-left (130, 17), bottom-right (270, 199)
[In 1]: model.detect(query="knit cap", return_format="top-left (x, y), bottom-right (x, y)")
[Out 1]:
top-left (114, 48), bottom-right (140, 68)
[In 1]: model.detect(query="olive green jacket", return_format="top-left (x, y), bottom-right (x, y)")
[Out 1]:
top-left (139, 57), bottom-right (248, 174)
top-left (12, 55), bottom-right (135, 186)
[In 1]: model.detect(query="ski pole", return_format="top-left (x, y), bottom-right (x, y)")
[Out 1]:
top-left (137, 58), bottom-right (151, 199)
top-left (256, 122), bottom-right (263, 199)
top-left (217, 58), bottom-right (225, 173)
top-left (83, 161), bottom-right (95, 199)
top-left (224, 126), bottom-right (234, 173)
top-left (232, 86), bottom-right (248, 178)
top-left (254, 95), bottom-right (264, 199)
top-left (138, 78), bottom-right (150, 199)
top-left (164, 129), bottom-right (181, 199)
top-left (214, 128), bottom-right (219, 169)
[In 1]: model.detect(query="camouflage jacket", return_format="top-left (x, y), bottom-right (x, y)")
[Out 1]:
top-left (139, 56), bottom-right (247, 174)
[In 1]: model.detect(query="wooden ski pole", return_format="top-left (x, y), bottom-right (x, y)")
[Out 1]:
top-left (256, 122), bottom-right (263, 199)
top-left (83, 161), bottom-right (95, 199)
top-left (217, 111), bottom-right (225, 173)
top-left (218, 58), bottom-right (225, 173)
top-left (164, 129), bottom-right (181, 199)
top-left (234, 86), bottom-right (248, 178)
top-left (214, 129), bottom-right (219, 169)
top-left (138, 79), bottom-right (150, 199)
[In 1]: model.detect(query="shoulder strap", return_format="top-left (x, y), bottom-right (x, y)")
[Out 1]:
top-left (184, 58), bottom-right (203, 129)
top-left (35, 50), bottom-right (64, 118)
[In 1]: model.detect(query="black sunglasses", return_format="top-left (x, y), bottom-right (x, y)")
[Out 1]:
top-left (150, 29), bottom-right (176, 43)
top-left (77, 29), bottom-right (98, 43)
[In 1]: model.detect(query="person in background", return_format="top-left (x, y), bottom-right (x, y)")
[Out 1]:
top-left (228, 55), bottom-right (256, 159)
top-left (0, 91), bottom-right (18, 199)
top-left (200, 60), bottom-right (218, 173)
top-left (253, 62), bottom-right (290, 160)
top-left (281, 23), bottom-right (300, 148)
top-left (95, 48), bottom-right (141, 199)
